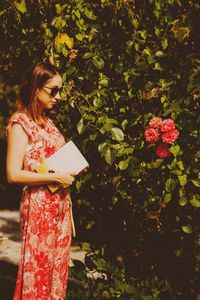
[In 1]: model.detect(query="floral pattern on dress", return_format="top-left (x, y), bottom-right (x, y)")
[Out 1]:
top-left (6, 113), bottom-right (72, 300)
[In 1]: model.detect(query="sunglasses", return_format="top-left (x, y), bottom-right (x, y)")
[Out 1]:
top-left (43, 85), bottom-right (63, 97)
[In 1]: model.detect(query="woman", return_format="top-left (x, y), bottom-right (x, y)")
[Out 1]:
top-left (6, 61), bottom-right (75, 299)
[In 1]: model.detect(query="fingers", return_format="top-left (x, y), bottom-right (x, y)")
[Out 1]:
top-left (69, 172), bottom-right (78, 177)
top-left (68, 175), bottom-right (75, 183)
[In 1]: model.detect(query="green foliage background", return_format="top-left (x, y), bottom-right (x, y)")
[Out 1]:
top-left (0, 0), bottom-right (199, 298)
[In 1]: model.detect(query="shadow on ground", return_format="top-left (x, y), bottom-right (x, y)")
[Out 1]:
top-left (0, 217), bottom-right (21, 242)
top-left (0, 261), bottom-right (17, 300)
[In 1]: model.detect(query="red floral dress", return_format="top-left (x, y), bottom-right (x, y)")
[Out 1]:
top-left (6, 112), bottom-right (72, 300)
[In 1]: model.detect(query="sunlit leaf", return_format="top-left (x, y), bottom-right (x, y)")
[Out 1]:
top-left (182, 225), bottom-right (192, 234)
top-left (105, 148), bottom-right (114, 165)
top-left (164, 193), bottom-right (172, 203)
top-left (190, 197), bottom-right (200, 208)
top-left (178, 197), bottom-right (187, 207)
top-left (191, 180), bottom-right (200, 187)
top-left (119, 159), bottom-right (129, 170)
top-left (178, 174), bottom-right (187, 186)
top-left (15, 0), bottom-right (27, 13)
top-left (165, 178), bottom-right (176, 192)
top-left (111, 127), bottom-right (124, 142)
top-left (93, 57), bottom-right (104, 69)
top-left (55, 33), bottom-right (74, 49)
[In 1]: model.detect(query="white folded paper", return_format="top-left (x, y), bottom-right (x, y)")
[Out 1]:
top-left (35, 140), bottom-right (89, 192)
top-left (45, 140), bottom-right (89, 174)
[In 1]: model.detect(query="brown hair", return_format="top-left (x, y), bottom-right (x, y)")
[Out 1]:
top-left (17, 62), bottom-right (60, 124)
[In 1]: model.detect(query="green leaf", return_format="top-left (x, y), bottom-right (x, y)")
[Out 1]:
top-left (105, 148), bottom-right (114, 165)
top-left (112, 196), bottom-right (118, 204)
top-left (178, 197), bottom-right (187, 207)
top-left (99, 79), bottom-right (108, 87)
top-left (93, 57), bottom-right (104, 69)
top-left (170, 145), bottom-right (180, 156)
top-left (76, 180), bottom-right (83, 191)
top-left (165, 178), bottom-right (176, 193)
top-left (15, 0), bottom-right (27, 13)
top-left (111, 127), bottom-right (124, 142)
top-left (119, 159), bottom-right (129, 170)
top-left (121, 119), bottom-right (128, 130)
top-left (162, 38), bottom-right (168, 50)
top-left (191, 180), bottom-right (200, 187)
top-left (77, 118), bottom-right (85, 134)
top-left (182, 225), bottom-right (192, 234)
top-left (82, 242), bottom-right (91, 251)
top-left (89, 133), bottom-right (97, 141)
top-left (178, 174), bottom-right (187, 186)
top-left (147, 159), bottom-right (163, 169)
top-left (164, 193), bottom-right (172, 203)
top-left (93, 97), bottom-right (104, 108)
top-left (73, 9), bottom-right (81, 19)
top-left (84, 8), bottom-right (97, 20)
top-left (51, 16), bottom-right (66, 30)
top-left (176, 160), bottom-right (184, 170)
top-left (75, 33), bottom-right (84, 41)
top-left (98, 142), bottom-right (107, 153)
top-left (190, 197), bottom-right (200, 208)
top-left (65, 66), bottom-right (76, 75)
top-left (171, 170), bottom-right (182, 175)
top-left (155, 50), bottom-right (165, 57)
top-left (83, 52), bottom-right (93, 59)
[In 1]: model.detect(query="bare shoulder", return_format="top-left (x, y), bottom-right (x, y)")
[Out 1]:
top-left (8, 122), bottom-right (29, 142)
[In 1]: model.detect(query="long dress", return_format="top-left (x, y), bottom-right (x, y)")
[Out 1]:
top-left (6, 112), bottom-right (72, 300)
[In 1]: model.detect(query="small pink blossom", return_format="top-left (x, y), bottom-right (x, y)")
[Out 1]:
top-left (156, 143), bottom-right (171, 158)
top-left (149, 117), bottom-right (162, 128)
top-left (144, 127), bottom-right (160, 143)
top-left (161, 119), bottom-right (175, 132)
top-left (162, 129), bottom-right (179, 144)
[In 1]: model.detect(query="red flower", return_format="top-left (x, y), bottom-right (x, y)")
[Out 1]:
top-left (156, 143), bottom-right (171, 158)
top-left (144, 127), bottom-right (160, 143)
top-left (162, 129), bottom-right (179, 144)
top-left (149, 117), bottom-right (162, 128)
top-left (161, 119), bottom-right (175, 132)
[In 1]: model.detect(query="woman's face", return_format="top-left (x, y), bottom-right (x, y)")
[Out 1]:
top-left (36, 74), bottom-right (62, 111)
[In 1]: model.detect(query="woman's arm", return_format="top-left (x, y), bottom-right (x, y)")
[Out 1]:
top-left (6, 123), bottom-right (75, 187)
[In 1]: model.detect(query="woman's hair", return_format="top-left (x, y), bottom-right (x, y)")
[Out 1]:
top-left (17, 61), bottom-right (60, 123)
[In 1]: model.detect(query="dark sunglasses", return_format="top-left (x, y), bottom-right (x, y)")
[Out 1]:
top-left (43, 85), bottom-right (63, 97)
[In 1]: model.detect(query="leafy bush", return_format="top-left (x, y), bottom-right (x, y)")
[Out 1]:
top-left (68, 250), bottom-right (174, 300)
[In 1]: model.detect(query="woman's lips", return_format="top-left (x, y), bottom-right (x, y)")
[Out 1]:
top-left (51, 101), bottom-right (57, 105)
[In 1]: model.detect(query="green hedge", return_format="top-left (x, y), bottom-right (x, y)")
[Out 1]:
top-left (1, 0), bottom-right (199, 298)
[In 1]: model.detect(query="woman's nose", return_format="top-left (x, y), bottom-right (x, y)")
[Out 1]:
top-left (55, 92), bottom-right (61, 100)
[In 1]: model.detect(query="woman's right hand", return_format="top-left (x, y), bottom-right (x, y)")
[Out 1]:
top-left (55, 172), bottom-right (76, 188)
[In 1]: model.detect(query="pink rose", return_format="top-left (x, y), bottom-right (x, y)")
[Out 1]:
top-left (149, 117), bottom-right (162, 128)
top-left (156, 143), bottom-right (171, 158)
top-left (162, 129), bottom-right (179, 144)
top-left (161, 119), bottom-right (175, 132)
top-left (144, 127), bottom-right (160, 143)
